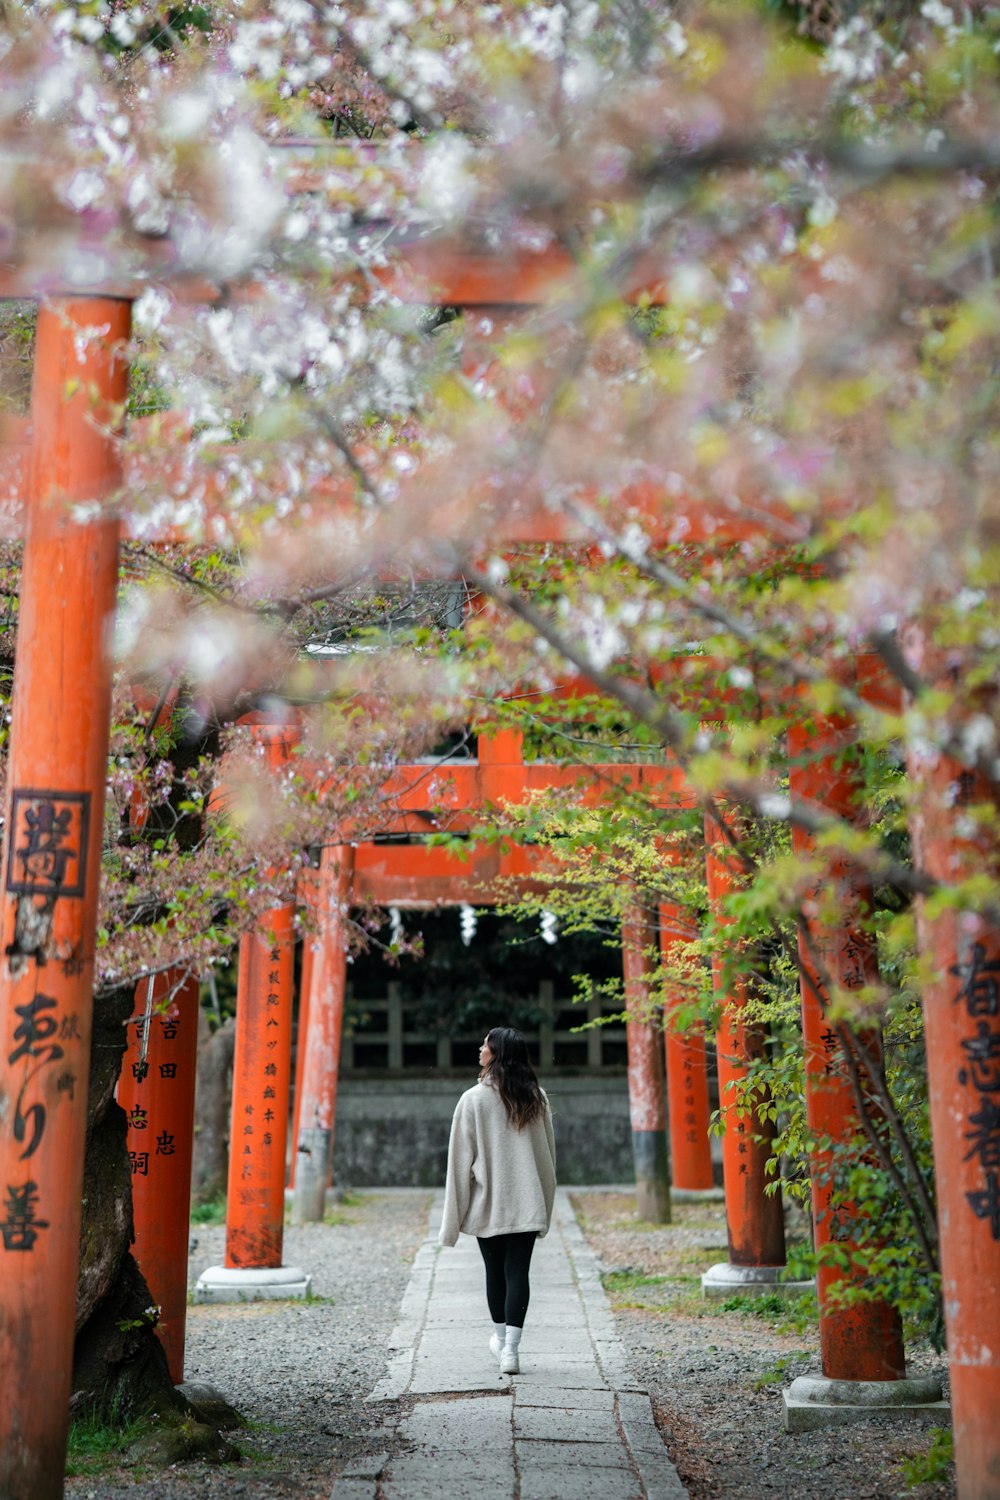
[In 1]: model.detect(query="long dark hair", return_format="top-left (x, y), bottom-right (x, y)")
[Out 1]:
top-left (481, 1026), bottom-right (546, 1130)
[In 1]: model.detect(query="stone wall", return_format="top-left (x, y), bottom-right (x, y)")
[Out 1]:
top-left (332, 1074), bottom-right (633, 1187)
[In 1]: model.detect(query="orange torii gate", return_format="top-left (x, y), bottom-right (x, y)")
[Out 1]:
top-left (0, 223), bottom-right (990, 1497)
top-left (194, 726), bottom-right (699, 1301)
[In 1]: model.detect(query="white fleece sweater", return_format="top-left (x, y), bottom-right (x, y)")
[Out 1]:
top-left (439, 1081), bottom-right (557, 1247)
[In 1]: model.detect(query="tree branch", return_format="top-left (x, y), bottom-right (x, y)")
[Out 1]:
top-left (640, 132), bottom-right (1000, 188)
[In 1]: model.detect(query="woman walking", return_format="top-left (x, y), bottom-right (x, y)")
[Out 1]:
top-left (439, 1026), bottom-right (557, 1375)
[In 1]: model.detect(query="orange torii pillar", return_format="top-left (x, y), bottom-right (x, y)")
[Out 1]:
top-left (117, 969), bottom-right (200, 1383)
top-left (288, 862), bottom-right (319, 1191)
top-left (195, 713), bottom-right (309, 1302)
top-left (660, 901), bottom-right (716, 1198)
top-left (909, 726), bottom-right (1000, 1495)
top-left (701, 815), bottom-right (799, 1297)
top-left (291, 844), bottom-right (355, 1223)
top-left (0, 297), bottom-right (130, 1500)
top-left (783, 718), bottom-right (943, 1429)
top-left (623, 899), bottom-right (671, 1222)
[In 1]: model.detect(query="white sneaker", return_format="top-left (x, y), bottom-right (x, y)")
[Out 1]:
top-left (489, 1333), bottom-right (503, 1365)
top-left (500, 1346), bottom-right (519, 1375)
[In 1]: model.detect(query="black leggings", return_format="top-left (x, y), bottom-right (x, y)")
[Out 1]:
top-left (477, 1231), bottom-right (538, 1328)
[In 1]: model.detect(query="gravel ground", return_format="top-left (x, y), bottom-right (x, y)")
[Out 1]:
top-left (65, 1189), bottom-right (432, 1500)
top-left (64, 1186), bottom-right (957, 1500)
top-left (571, 1189), bottom-right (956, 1500)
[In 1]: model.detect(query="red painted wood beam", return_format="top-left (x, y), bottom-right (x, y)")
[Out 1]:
top-left (371, 759), bottom-right (690, 824)
top-left (351, 840), bottom-right (557, 905)
top-left (0, 208), bottom-right (663, 308)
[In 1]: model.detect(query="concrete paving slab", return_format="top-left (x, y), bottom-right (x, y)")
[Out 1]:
top-left (338, 1451), bottom-right (388, 1480)
top-left (389, 1447), bottom-right (514, 1473)
top-left (408, 1366), bottom-right (508, 1395)
top-left (381, 1463), bottom-right (513, 1500)
top-left (517, 1438), bottom-right (634, 1471)
top-left (400, 1395), bottom-right (513, 1449)
top-left (410, 1329), bottom-right (499, 1359)
top-left (598, 1343), bottom-right (632, 1377)
top-left (646, 1473), bottom-right (693, 1500)
top-left (514, 1385), bottom-right (617, 1410)
top-left (328, 1479), bottom-right (377, 1500)
top-left (518, 1466), bottom-right (643, 1500)
top-left (513, 1405), bottom-right (620, 1442)
top-left (370, 1350), bottom-right (413, 1400)
top-left (415, 1300), bottom-right (576, 1324)
top-left (508, 1360), bottom-right (612, 1390)
top-left (520, 1342), bottom-right (602, 1367)
top-left (618, 1393), bottom-right (690, 1499)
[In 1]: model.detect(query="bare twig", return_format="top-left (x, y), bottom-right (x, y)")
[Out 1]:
top-left (141, 667), bottom-right (179, 747)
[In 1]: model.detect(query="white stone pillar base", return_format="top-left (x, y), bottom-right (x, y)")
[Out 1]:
top-left (700, 1261), bottom-right (815, 1300)
top-left (783, 1373), bottom-right (948, 1432)
top-left (193, 1264), bottom-right (312, 1304)
top-left (671, 1186), bottom-right (725, 1203)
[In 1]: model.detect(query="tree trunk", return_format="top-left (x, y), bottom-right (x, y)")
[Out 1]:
top-left (71, 983), bottom-right (185, 1418)
top-left (191, 1009), bottom-right (235, 1205)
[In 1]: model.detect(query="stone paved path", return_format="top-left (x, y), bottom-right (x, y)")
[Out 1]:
top-left (331, 1188), bottom-right (687, 1500)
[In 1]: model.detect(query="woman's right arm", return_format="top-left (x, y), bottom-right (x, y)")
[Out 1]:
top-left (439, 1094), bottom-right (475, 1246)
